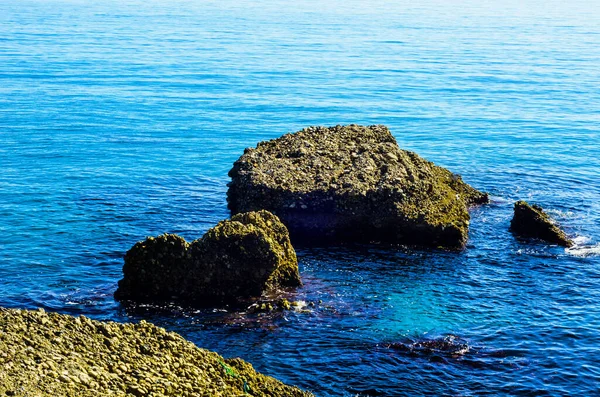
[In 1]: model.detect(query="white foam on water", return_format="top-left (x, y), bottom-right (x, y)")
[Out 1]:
top-left (566, 236), bottom-right (600, 258)
top-left (546, 208), bottom-right (576, 219)
top-left (291, 300), bottom-right (307, 311)
top-left (572, 235), bottom-right (593, 245)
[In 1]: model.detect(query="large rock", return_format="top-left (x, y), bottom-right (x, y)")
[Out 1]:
top-left (510, 201), bottom-right (573, 247)
top-left (0, 307), bottom-right (312, 397)
top-left (228, 125), bottom-right (488, 249)
top-left (114, 210), bottom-right (301, 305)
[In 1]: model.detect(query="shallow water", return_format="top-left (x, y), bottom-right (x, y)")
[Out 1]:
top-left (1, 0), bottom-right (599, 395)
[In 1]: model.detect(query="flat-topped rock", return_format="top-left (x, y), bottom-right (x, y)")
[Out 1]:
top-left (228, 124), bottom-right (488, 249)
top-left (114, 210), bottom-right (301, 306)
top-left (510, 201), bottom-right (573, 247)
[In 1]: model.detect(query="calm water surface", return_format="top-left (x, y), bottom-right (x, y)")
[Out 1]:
top-left (1, 0), bottom-right (599, 395)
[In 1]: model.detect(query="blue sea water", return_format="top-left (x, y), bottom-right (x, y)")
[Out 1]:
top-left (1, 0), bottom-right (600, 395)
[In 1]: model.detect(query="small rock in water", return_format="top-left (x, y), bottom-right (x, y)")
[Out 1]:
top-left (510, 201), bottom-right (573, 247)
top-left (278, 298), bottom-right (292, 311)
top-left (389, 335), bottom-right (470, 357)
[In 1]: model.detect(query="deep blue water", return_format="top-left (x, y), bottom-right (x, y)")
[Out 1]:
top-left (1, 0), bottom-right (600, 395)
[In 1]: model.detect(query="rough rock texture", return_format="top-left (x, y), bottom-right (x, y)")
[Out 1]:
top-left (114, 210), bottom-right (301, 305)
top-left (0, 307), bottom-right (312, 397)
top-left (510, 201), bottom-right (573, 247)
top-left (228, 125), bottom-right (488, 249)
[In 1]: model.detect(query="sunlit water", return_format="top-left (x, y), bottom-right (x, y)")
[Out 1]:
top-left (1, 0), bottom-right (599, 395)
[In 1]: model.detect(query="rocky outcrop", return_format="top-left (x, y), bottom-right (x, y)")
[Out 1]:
top-left (114, 210), bottom-right (301, 305)
top-left (510, 201), bottom-right (573, 247)
top-left (0, 307), bottom-right (312, 397)
top-left (228, 125), bottom-right (488, 249)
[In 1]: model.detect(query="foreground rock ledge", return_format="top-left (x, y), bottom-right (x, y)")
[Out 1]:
top-left (510, 201), bottom-right (573, 247)
top-left (228, 125), bottom-right (488, 249)
top-left (115, 210), bottom-right (301, 305)
top-left (0, 307), bottom-right (312, 397)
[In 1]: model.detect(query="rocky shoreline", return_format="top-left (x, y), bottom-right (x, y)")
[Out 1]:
top-left (0, 307), bottom-right (312, 397)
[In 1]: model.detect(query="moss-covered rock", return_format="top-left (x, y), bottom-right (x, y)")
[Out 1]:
top-left (0, 307), bottom-right (312, 397)
top-left (114, 210), bottom-right (301, 305)
top-left (114, 234), bottom-right (190, 303)
top-left (228, 125), bottom-right (488, 249)
top-left (510, 201), bottom-right (573, 247)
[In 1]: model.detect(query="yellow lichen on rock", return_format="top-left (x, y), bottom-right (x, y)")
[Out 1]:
top-left (115, 210), bottom-right (301, 306)
top-left (0, 307), bottom-right (312, 397)
top-left (228, 124), bottom-right (488, 249)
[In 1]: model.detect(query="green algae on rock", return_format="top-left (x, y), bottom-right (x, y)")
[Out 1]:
top-left (228, 124), bottom-right (488, 249)
top-left (114, 210), bottom-right (301, 305)
top-left (510, 201), bottom-right (573, 247)
top-left (0, 307), bottom-right (312, 397)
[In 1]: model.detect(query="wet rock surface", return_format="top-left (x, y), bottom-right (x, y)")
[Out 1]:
top-left (384, 335), bottom-right (519, 369)
top-left (228, 125), bottom-right (488, 249)
top-left (510, 201), bottom-right (573, 247)
top-left (388, 335), bottom-right (470, 357)
top-left (115, 210), bottom-right (301, 306)
top-left (0, 307), bottom-right (312, 397)
top-left (246, 298), bottom-right (316, 314)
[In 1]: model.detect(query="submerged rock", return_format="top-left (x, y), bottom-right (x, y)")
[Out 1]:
top-left (510, 201), bottom-right (573, 247)
top-left (0, 307), bottom-right (312, 397)
top-left (114, 210), bottom-right (301, 305)
top-left (245, 298), bottom-right (315, 314)
top-left (388, 335), bottom-right (470, 357)
top-left (228, 124), bottom-right (488, 249)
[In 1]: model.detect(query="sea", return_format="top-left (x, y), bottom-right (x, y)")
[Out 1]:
top-left (1, 0), bottom-right (599, 395)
